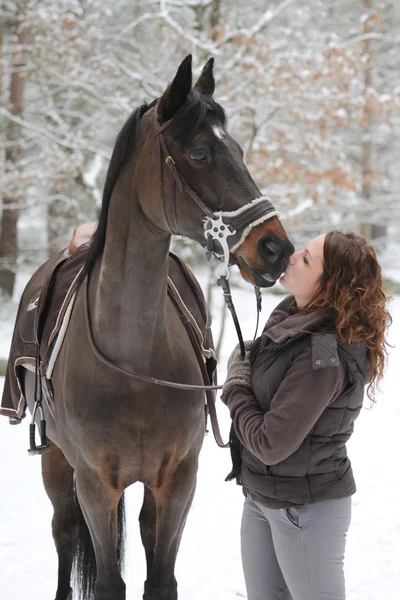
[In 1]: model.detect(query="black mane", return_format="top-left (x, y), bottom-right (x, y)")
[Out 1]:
top-left (84, 90), bottom-right (226, 274)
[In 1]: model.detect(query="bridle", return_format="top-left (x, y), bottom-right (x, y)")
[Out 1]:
top-left (154, 104), bottom-right (280, 280)
top-left (154, 103), bottom-right (279, 356)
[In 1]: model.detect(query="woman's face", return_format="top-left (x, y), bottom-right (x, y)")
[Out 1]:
top-left (279, 234), bottom-right (326, 307)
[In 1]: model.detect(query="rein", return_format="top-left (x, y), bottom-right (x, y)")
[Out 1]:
top-left (83, 276), bottom-right (228, 448)
top-left (84, 276), bottom-right (222, 392)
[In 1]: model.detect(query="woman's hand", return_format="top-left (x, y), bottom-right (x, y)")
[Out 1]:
top-left (68, 221), bottom-right (98, 254)
top-left (221, 341), bottom-right (253, 398)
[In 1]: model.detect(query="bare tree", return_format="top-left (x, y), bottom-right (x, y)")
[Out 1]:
top-left (0, 1), bottom-right (28, 296)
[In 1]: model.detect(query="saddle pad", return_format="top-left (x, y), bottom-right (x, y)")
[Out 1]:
top-left (0, 243), bottom-right (89, 421)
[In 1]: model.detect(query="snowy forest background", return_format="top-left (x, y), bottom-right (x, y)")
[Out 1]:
top-left (1, 0), bottom-right (400, 307)
top-left (1, 3), bottom-right (400, 598)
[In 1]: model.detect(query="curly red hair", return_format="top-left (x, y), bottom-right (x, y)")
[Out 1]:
top-left (306, 230), bottom-right (392, 401)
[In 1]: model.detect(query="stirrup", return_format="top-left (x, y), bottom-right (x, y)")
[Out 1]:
top-left (27, 401), bottom-right (51, 456)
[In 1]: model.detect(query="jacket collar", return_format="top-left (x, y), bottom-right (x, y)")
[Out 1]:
top-left (264, 295), bottom-right (335, 343)
top-left (260, 295), bottom-right (370, 383)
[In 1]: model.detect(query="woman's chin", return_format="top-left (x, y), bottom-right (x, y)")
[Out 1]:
top-left (280, 277), bottom-right (293, 295)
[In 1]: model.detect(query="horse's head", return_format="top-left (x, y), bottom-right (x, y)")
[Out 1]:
top-left (138, 55), bottom-right (294, 287)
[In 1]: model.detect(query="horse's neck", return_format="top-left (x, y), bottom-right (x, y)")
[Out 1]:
top-left (89, 173), bottom-right (171, 370)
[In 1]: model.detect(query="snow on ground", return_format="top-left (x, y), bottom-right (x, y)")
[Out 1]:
top-left (0, 284), bottom-right (399, 599)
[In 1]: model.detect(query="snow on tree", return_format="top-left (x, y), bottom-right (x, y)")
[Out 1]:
top-left (0, 0), bottom-right (399, 298)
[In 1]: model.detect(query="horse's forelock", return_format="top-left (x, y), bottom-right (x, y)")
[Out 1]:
top-left (167, 90), bottom-right (226, 142)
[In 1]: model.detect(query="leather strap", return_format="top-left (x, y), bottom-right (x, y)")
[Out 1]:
top-left (157, 125), bottom-right (177, 234)
top-left (84, 276), bottom-right (228, 447)
top-left (154, 106), bottom-right (216, 223)
top-left (167, 285), bottom-right (227, 448)
top-left (153, 105), bottom-right (279, 255)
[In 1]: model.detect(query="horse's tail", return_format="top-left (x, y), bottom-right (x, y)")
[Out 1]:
top-left (72, 479), bottom-right (126, 600)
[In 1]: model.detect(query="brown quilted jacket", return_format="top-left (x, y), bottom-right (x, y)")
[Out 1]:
top-left (222, 295), bottom-right (370, 508)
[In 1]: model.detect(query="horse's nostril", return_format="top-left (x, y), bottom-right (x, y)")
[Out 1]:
top-left (258, 237), bottom-right (282, 264)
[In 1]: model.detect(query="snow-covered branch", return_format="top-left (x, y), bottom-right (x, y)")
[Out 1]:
top-left (1, 109), bottom-right (111, 159)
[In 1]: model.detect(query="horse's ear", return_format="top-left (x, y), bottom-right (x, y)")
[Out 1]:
top-left (194, 57), bottom-right (215, 96)
top-left (158, 55), bottom-right (192, 122)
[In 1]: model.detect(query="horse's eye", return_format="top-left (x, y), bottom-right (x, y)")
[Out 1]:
top-left (189, 149), bottom-right (208, 163)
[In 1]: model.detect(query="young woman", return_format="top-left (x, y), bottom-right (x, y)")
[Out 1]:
top-left (222, 231), bottom-right (392, 600)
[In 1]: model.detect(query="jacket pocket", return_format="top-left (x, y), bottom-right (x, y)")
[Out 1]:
top-left (242, 446), bottom-right (270, 475)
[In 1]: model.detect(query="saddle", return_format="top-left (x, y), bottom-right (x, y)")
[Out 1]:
top-left (1, 244), bottom-right (216, 423)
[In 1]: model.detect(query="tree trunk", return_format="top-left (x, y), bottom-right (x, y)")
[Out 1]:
top-left (210, 0), bottom-right (221, 42)
top-left (359, 0), bottom-right (386, 244)
top-left (0, 14), bottom-right (28, 297)
top-left (360, 0), bottom-right (373, 241)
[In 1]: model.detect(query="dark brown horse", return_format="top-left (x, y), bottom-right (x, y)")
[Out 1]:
top-left (4, 56), bottom-right (294, 600)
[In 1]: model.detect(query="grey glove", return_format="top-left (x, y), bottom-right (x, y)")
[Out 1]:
top-left (222, 340), bottom-right (253, 395)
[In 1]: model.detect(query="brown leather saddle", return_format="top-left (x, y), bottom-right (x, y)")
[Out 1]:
top-left (1, 244), bottom-right (216, 423)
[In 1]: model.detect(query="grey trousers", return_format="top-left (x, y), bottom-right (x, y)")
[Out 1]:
top-left (241, 495), bottom-right (352, 600)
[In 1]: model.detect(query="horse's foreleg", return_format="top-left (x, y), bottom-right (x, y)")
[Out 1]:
top-left (144, 450), bottom-right (199, 600)
top-left (75, 465), bottom-right (125, 600)
top-left (139, 485), bottom-right (158, 577)
top-left (41, 441), bottom-right (77, 600)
